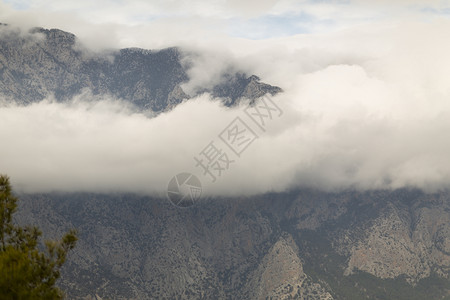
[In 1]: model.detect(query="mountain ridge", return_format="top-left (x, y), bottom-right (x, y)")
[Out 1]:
top-left (13, 189), bottom-right (450, 299)
top-left (0, 25), bottom-right (281, 111)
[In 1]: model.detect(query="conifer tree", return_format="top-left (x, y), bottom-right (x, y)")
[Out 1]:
top-left (0, 175), bottom-right (77, 299)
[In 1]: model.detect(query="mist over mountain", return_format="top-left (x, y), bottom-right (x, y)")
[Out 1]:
top-left (1, 17), bottom-right (450, 300)
top-left (0, 25), bottom-right (280, 111)
top-left (3, 21), bottom-right (450, 195)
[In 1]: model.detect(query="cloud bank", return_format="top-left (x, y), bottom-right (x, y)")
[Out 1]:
top-left (2, 1), bottom-right (450, 195)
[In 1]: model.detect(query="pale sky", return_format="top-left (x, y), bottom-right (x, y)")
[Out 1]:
top-left (2, 0), bottom-right (450, 42)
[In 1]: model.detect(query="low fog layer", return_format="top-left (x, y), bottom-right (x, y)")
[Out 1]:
top-left (1, 20), bottom-right (450, 195)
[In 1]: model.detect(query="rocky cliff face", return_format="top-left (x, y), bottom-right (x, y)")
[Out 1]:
top-left (14, 190), bottom-right (450, 299)
top-left (245, 233), bottom-right (333, 300)
top-left (0, 25), bottom-right (281, 111)
top-left (341, 195), bottom-right (450, 282)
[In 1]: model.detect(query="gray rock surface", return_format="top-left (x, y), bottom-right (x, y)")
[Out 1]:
top-left (14, 190), bottom-right (450, 299)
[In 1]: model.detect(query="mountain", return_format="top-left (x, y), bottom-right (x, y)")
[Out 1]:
top-left (2, 25), bottom-right (450, 299)
top-left (0, 26), bottom-right (281, 111)
top-left (14, 190), bottom-right (450, 299)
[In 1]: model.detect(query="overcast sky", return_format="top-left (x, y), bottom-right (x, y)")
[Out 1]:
top-left (1, 0), bottom-right (450, 196)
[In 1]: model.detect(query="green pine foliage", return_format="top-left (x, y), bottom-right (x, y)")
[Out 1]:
top-left (0, 175), bottom-right (77, 299)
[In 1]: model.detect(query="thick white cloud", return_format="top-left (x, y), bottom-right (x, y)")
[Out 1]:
top-left (2, 1), bottom-right (450, 195)
top-left (0, 94), bottom-right (233, 195)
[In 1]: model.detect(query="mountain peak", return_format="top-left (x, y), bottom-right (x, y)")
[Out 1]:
top-left (0, 26), bottom-right (281, 111)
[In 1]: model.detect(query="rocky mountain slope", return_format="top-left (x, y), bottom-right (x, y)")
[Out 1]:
top-left (14, 190), bottom-right (450, 299)
top-left (0, 25), bottom-right (281, 111)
